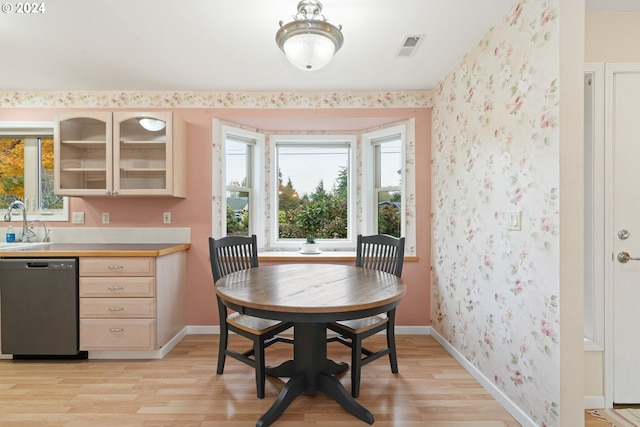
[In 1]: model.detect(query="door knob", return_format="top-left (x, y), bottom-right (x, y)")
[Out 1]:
top-left (617, 251), bottom-right (640, 263)
top-left (618, 229), bottom-right (631, 240)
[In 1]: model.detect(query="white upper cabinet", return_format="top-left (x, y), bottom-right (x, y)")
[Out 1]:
top-left (55, 112), bottom-right (186, 197)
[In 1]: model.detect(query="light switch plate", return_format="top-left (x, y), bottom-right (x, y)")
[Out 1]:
top-left (102, 212), bottom-right (110, 224)
top-left (72, 212), bottom-right (85, 224)
top-left (506, 211), bottom-right (521, 231)
top-left (163, 212), bottom-right (171, 224)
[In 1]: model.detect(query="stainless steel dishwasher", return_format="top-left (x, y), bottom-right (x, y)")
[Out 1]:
top-left (0, 258), bottom-right (84, 358)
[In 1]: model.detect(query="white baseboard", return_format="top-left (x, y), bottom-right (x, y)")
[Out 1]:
top-left (185, 325), bottom-right (431, 336)
top-left (429, 328), bottom-right (537, 427)
top-left (88, 327), bottom-right (188, 360)
top-left (585, 395), bottom-right (605, 409)
top-left (187, 325), bottom-right (219, 334)
top-left (395, 325), bottom-right (431, 335)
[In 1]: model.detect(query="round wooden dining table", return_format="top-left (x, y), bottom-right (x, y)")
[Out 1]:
top-left (215, 263), bottom-right (407, 427)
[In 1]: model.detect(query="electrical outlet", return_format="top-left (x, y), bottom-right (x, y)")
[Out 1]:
top-left (102, 212), bottom-right (110, 224)
top-left (163, 212), bottom-right (171, 224)
top-left (72, 212), bottom-right (84, 224)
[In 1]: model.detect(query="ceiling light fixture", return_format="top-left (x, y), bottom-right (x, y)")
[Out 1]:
top-left (138, 118), bottom-right (166, 132)
top-left (276, 0), bottom-right (343, 71)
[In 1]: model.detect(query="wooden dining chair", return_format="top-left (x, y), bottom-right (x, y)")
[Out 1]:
top-left (327, 233), bottom-right (405, 398)
top-left (209, 235), bottom-right (292, 399)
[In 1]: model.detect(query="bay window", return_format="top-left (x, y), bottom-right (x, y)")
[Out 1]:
top-left (213, 119), bottom-right (415, 255)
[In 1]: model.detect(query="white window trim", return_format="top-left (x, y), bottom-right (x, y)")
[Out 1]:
top-left (225, 135), bottom-right (255, 237)
top-left (213, 121), bottom-right (264, 243)
top-left (0, 121), bottom-right (69, 222)
top-left (362, 121), bottom-right (416, 255)
top-left (362, 125), bottom-right (405, 236)
top-left (269, 134), bottom-right (357, 251)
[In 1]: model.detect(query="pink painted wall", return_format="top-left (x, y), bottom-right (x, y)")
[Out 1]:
top-left (0, 107), bottom-right (431, 327)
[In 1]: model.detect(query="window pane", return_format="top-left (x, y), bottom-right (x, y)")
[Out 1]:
top-left (277, 145), bottom-right (349, 240)
top-left (40, 138), bottom-right (63, 209)
top-left (226, 139), bottom-right (249, 187)
top-left (226, 190), bottom-right (250, 236)
top-left (0, 138), bottom-right (25, 208)
top-left (378, 139), bottom-right (401, 188)
top-left (377, 191), bottom-right (401, 237)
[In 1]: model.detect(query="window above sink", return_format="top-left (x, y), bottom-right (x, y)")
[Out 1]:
top-left (0, 121), bottom-right (69, 222)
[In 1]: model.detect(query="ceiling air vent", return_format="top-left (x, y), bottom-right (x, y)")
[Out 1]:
top-left (396, 34), bottom-right (425, 57)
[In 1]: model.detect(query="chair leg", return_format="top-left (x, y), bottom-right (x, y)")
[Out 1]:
top-left (387, 326), bottom-right (399, 374)
top-left (254, 339), bottom-right (266, 399)
top-left (351, 337), bottom-right (362, 398)
top-left (387, 311), bottom-right (399, 374)
top-left (217, 325), bottom-right (228, 375)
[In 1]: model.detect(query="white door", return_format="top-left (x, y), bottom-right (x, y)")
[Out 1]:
top-left (610, 68), bottom-right (640, 404)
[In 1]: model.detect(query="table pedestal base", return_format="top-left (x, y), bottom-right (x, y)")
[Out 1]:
top-left (257, 322), bottom-right (374, 427)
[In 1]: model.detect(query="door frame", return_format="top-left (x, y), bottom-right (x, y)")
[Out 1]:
top-left (602, 63), bottom-right (640, 407)
top-left (584, 63), bottom-right (606, 351)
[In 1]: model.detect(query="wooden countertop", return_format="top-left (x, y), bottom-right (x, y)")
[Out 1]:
top-left (0, 243), bottom-right (191, 257)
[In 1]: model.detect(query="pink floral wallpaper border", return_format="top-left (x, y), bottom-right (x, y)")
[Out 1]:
top-left (432, 0), bottom-right (560, 426)
top-left (0, 90), bottom-right (432, 109)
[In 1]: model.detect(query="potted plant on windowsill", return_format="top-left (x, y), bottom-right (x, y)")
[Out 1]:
top-left (300, 236), bottom-right (320, 254)
top-left (296, 201), bottom-right (324, 254)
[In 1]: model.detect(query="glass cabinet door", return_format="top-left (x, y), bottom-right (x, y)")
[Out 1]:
top-left (55, 112), bottom-right (113, 196)
top-left (113, 112), bottom-right (172, 196)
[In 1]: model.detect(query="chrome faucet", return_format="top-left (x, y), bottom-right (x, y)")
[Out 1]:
top-left (3, 200), bottom-right (36, 242)
top-left (30, 220), bottom-right (50, 242)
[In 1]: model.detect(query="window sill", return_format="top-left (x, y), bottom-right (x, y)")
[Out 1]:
top-left (258, 250), bottom-right (418, 263)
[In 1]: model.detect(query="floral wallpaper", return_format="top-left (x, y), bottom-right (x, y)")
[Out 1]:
top-left (0, 91), bottom-right (431, 109)
top-left (431, 1), bottom-right (560, 426)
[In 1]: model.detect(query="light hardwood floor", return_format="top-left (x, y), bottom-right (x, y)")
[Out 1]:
top-left (0, 334), bottom-right (522, 426)
top-left (585, 410), bottom-right (614, 427)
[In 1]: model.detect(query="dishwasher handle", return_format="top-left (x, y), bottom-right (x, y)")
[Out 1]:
top-left (26, 262), bottom-right (51, 269)
top-left (24, 260), bottom-right (77, 270)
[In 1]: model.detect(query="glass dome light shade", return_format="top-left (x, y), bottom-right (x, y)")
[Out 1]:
top-left (283, 33), bottom-right (336, 70)
top-left (276, 4), bottom-right (343, 72)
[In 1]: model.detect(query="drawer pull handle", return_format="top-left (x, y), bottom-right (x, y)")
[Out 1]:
top-left (108, 307), bottom-right (124, 311)
top-left (108, 328), bottom-right (124, 332)
top-left (108, 265), bottom-right (124, 270)
top-left (108, 286), bottom-right (124, 291)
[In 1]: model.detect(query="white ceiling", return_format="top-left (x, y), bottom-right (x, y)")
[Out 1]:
top-left (0, 0), bottom-right (516, 92)
top-left (0, 1), bottom-right (637, 93)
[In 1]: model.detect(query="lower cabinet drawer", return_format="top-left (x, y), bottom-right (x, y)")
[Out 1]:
top-left (80, 277), bottom-right (155, 297)
top-left (80, 257), bottom-right (155, 277)
top-left (80, 298), bottom-right (156, 318)
top-left (80, 319), bottom-right (156, 351)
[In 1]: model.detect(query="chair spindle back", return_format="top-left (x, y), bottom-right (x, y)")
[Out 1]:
top-left (209, 235), bottom-right (259, 282)
top-left (356, 234), bottom-right (405, 278)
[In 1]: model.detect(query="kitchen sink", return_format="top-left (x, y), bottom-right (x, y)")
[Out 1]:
top-left (0, 242), bottom-right (50, 250)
